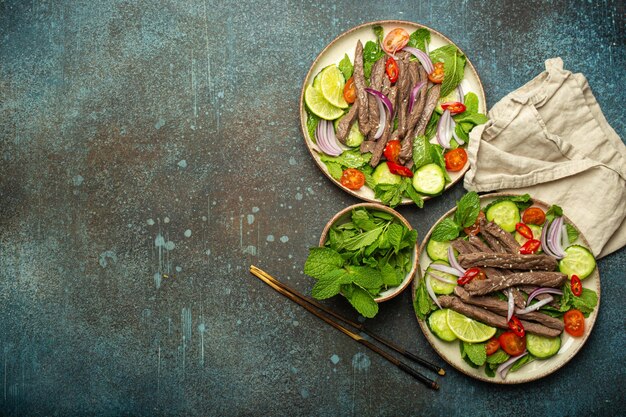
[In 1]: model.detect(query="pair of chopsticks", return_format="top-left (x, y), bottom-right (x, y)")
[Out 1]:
top-left (249, 265), bottom-right (444, 390)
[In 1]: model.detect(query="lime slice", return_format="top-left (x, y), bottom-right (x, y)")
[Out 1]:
top-left (304, 85), bottom-right (344, 120)
top-left (319, 65), bottom-right (349, 109)
top-left (446, 309), bottom-right (496, 343)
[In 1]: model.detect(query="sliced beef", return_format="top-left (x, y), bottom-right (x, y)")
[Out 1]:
top-left (360, 140), bottom-right (377, 154)
top-left (335, 100), bottom-right (359, 144)
top-left (450, 239), bottom-right (477, 255)
top-left (353, 41), bottom-right (370, 136)
top-left (438, 296), bottom-right (562, 338)
top-left (394, 53), bottom-right (413, 138)
top-left (480, 218), bottom-right (521, 254)
top-left (404, 66), bottom-right (428, 136)
top-left (453, 287), bottom-right (564, 331)
top-left (464, 272), bottom-right (567, 296)
top-left (366, 59), bottom-right (386, 140)
top-left (369, 81), bottom-right (398, 167)
top-left (399, 83), bottom-right (441, 163)
top-left (458, 252), bottom-right (558, 271)
top-left (468, 235), bottom-right (492, 253)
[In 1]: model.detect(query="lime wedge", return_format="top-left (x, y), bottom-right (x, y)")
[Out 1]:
top-left (446, 309), bottom-right (496, 343)
top-left (319, 65), bottom-right (349, 109)
top-left (304, 85), bottom-right (344, 120)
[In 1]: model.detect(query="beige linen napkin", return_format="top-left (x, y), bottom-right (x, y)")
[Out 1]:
top-left (464, 58), bottom-right (626, 258)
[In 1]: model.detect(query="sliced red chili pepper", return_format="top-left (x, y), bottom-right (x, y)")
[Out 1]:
top-left (386, 161), bottom-right (413, 177)
top-left (457, 267), bottom-right (481, 285)
top-left (441, 101), bottom-right (467, 114)
top-left (571, 274), bottom-right (583, 297)
top-left (385, 57), bottom-right (399, 83)
top-left (519, 239), bottom-right (541, 254)
top-left (515, 223), bottom-right (534, 239)
top-left (508, 316), bottom-right (525, 338)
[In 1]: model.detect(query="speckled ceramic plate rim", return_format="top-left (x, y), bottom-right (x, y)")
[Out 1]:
top-left (318, 202), bottom-right (419, 302)
top-left (411, 192), bottom-right (601, 384)
top-left (299, 20), bottom-right (487, 205)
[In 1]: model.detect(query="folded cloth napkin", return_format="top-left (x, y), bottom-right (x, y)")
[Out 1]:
top-left (464, 58), bottom-right (626, 259)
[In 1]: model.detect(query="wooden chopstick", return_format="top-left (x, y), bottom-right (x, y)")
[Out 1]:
top-left (249, 265), bottom-right (442, 390)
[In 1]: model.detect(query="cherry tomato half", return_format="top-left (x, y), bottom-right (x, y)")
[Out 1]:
top-left (457, 267), bottom-right (482, 285)
top-left (571, 275), bottom-right (583, 297)
top-left (519, 239), bottom-right (541, 254)
top-left (428, 62), bottom-right (445, 84)
top-left (441, 101), bottom-right (467, 114)
top-left (522, 207), bottom-right (546, 225)
top-left (382, 28), bottom-right (410, 54)
top-left (564, 309), bottom-right (585, 337)
top-left (384, 139), bottom-right (401, 163)
top-left (385, 57), bottom-right (399, 83)
top-left (508, 316), bottom-right (526, 338)
top-left (515, 223), bottom-right (534, 239)
top-left (444, 148), bottom-right (468, 172)
top-left (386, 161), bottom-right (413, 177)
top-left (463, 211), bottom-right (485, 236)
top-left (340, 168), bottom-right (365, 190)
top-left (485, 337), bottom-right (500, 356)
top-left (343, 77), bottom-right (356, 104)
top-left (499, 331), bottom-right (526, 356)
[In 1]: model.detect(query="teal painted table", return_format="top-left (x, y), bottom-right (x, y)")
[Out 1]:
top-left (1, 1), bottom-right (624, 416)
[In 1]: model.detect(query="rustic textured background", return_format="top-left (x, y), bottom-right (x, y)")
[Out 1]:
top-left (1, 0), bottom-right (624, 416)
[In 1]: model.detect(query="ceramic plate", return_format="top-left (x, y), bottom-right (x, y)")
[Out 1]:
top-left (299, 20), bottom-right (487, 204)
top-left (412, 193), bottom-right (601, 383)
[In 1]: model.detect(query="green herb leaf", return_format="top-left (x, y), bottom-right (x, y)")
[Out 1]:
top-left (304, 247), bottom-right (344, 279)
top-left (545, 205), bottom-right (564, 221)
top-left (342, 227), bottom-right (384, 251)
top-left (429, 144), bottom-right (451, 183)
top-left (566, 223), bottom-right (579, 243)
top-left (404, 181), bottom-right (425, 208)
top-left (463, 342), bottom-right (487, 366)
top-left (311, 271), bottom-right (344, 299)
top-left (510, 353), bottom-right (534, 372)
top-left (373, 25), bottom-right (384, 45)
top-left (454, 191), bottom-right (481, 228)
top-left (338, 53), bottom-right (353, 80)
top-left (347, 265), bottom-right (384, 290)
top-left (374, 182), bottom-right (407, 207)
top-left (407, 28), bottom-right (430, 51)
top-left (351, 208), bottom-right (379, 231)
top-left (464, 92), bottom-right (479, 113)
top-left (324, 161), bottom-right (343, 181)
top-left (431, 218), bottom-right (461, 242)
top-left (429, 45), bottom-right (466, 97)
top-left (559, 284), bottom-right (598, 317)
top-left (306, 109), bottom-right (320, 142)
top-left (387, 223), bottom-right (405, 253)
top-left (345, 285), bottom-right (379, 318)
top-left (380, 262), bottom-right (403, 287)
top-left (424, 112), bottom-right (441, 140)
top-left (486, 349), bottom-right (510, 364)
top-left (320, 149), bottom-right (372, 169)
top-left (413, 279), bottom-right (437, 320)
top-left (412, 135), bottom-right (434, 169)
top-left (453, 111), bottom-right (488, 126)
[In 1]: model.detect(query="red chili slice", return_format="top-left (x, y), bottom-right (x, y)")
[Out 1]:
top-left (519, 239), bottom-right (541, 254)
top-left (515, 223), bottom-right (534, 239)
top-left (457, 267), bottom-right (481, 285)
top-left (508, 316), bottom-right (525, 338)
top-left (386, 161), bottom-right (413, 177)
top-left (571, 274), bottom-right (583, 297)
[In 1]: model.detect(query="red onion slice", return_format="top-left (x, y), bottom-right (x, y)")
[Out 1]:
top-left (408, 81), bottom-right (427, 114)
top-left (427, 271), bottom-right (457, 285)
top-left (429, 262), bottom-right (462, 277)
top-left (315, 120), bottom-right (342, 156)
top-left (450, 118), bottom-right (465, 145)
top-left (372, 98), bottom-right (386, 139)
top-left (402, 46), bottom-right (434, 74)
top-left (526, 287), bottom-right (563, 306)
top-left (425, 275), bottom-right (442, 309)
top-left (497, 352), bottom-right (528, 380)
top-left (540, 220), bottom-right (558, 258)
top-left (365, 88), bottom-right (393, 118)
top-left (506, 289), bottom-right (515, 322)
top-left (436, 110), bottom-right (452, 149)
top-left (516, 295), bottom-right (554, 315)
top-left (551, 217), bottom-right (566, 258)
top-left (457, 84), bottom-right (465, 105)
top-left (447, 246), bottom-right (466, 274)
top-left (561, 224), bottom-right (571, 249)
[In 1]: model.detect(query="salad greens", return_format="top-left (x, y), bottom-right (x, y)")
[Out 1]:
top-left (304, 207), bottom-right (417, 318)
top-left (429, 45), bottom-right (467, 97)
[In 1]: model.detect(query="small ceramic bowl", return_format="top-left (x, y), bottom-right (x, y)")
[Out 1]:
top-left (319, 203), bottom-right (419, 302)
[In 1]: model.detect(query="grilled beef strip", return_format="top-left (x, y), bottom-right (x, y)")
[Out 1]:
top-left (458, 252), bottom-right (558, 271)
top-left (399, 83), bottom-right (441, 164)
top-left (353, 41), bottom-right (370, 136)
top-left (438, 296), bottom-right (562, 337)
top-left (369, 81), bottom-right (398, 167)
top-left (468, 235), bottom-right (492, 253)
top-left (451, 239), bottom-right (514, 286)
top-left (454, 287), bottom-right (564, 331)
top-left (480, 218), bottom-right (521, 254)
top-left (395, 53), bottom-right (412, 138)
top-left (366, 58), bottom-right (386, 140)
top-left (360, 140), bottom-right (377, 154)
top-left (404, 66), bottom-right (428, 137)
top-left (464, 272), bottom-right (568, 296)
top-left (335, 100), bottom-right (359, 144)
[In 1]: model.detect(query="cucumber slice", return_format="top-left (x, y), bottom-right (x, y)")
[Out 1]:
top-left (486, 201), bottom-right (520, 233)
top-left (514, 224), bottom-right (543, 246)
top-left (558, 245), bottom-right (596, 279)
top-left (526, 334), bottom-right (561, 359)
top-left (426, 261), bottom-right (457, 295)
top-left (334, 117), bottom-right (364, 147)
top-left (426, 239), bottom-right (453, 262)
top-left (428, 309), bottom-right (457, 342)
top-left (372, 162), bottom-right (402, 186)
top-left (412, 163), bottom-right (446, 196)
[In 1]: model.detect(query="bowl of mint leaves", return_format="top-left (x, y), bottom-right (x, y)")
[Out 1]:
top-left (303, 203), bottom-right (418, 318)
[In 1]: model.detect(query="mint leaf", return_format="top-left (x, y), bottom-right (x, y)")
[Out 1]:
top-left (373, 25), bottom-right (384, 45)
top-left (566, 223), bottom-right (579, 243)
top-left (311, 271), bottom-right (344, 299)
top-left (424, 112), bottom-right (441, 140)
top-left (545, 205), bottom-right (564, 221)
top-left (486, 349), bottom-right (510, 364)
top-left (320, 149), bottom-right (371, 169)
top-left (429, 45), bottom-right (466, 97)
top-left (463, 342), bottom-right (487, 366)
top-left (306, 109), bottom-right (320, 142)
top-left (510, 354), bottom-right (534, 372)
top-left (400, 228), bottom-right (418, 251)
top-left (342, 227), bottom-right (383, 251)
top-left (429, 144), bottom-right (451, 183)
top-left (338, 54), bottom-right (353, 80)
top-left (454, 191), bottom-right (481, 228)
top-left (560, 284), bottom-right (598, 317)
top-left (431, 217), bottom-right (461, 242)
top-left (453, 111), bottom-right (488, 126)
top-left (304, 247), bottom-right (344, 279)
top-left (351, 208), bottom-right (379, 231)
top-left (374, 182), bottom-right (407, 207)
top-left (345, 285), bottom-right (379, 318)
top-left (464, 92), bottom-right (479, 113)
top-left (347, 265), bottom-right (384, 290)
top-left (380, 262), bottom-right (403, 287)
top-left (387, 223), bottom-right (405, 253)
top-left (324, 161), bottom-right (343, 181)
top-left (404, 181), bottom-right (424, 208)
top-left (412, 135), bottom-right (434, 169)
top-left (413, 279), bottom-right (437, 320)
top-left (407, 28), bottom-right (430, 52)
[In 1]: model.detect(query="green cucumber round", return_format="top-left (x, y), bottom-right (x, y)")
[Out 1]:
top-left (412, 163), bottom-right (446, 196)
top-left (426, 239), bottom-right (453, 262)
top-left (514, 224), bottom-right (543, 246)
top-left (333, 117), bottom-right (364, 147)
top-left (371, 162), bottom-right (402, 186)
top-left (558, 245), bottom-right (596, 279)
top-left (526, 333), bottom-right (561, 359)
top-left (428, 308), bottom-right (457, 342)
top-left (486, 201), bottom-right (520, 233)
top-left (426, 261), bottom-right (457, 295)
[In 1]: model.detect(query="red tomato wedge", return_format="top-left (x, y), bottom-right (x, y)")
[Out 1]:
top-left (384, 140), bottom-right (401, 163)
top-left (428, 62), bottom-right (445, 83)
top-left (499, 332), bottom-right (526, 356)
top-left (340, 168), bottom-right (365, 190)
top-left (444, 148), bottom-right (468, 172)
top-left (522, 207), bottom-right (546, 225)
top-left (343, 77), bottom-right (356, 104)
top-left (382, 28), bottom-right (409, 54)
top-left (564, 309), bottom-right (585, 337)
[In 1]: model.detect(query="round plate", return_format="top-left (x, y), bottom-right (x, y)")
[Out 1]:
top-left (412, 193), bottom-right (601, 383)
top-left (299, 20), bottom-right (487, 204)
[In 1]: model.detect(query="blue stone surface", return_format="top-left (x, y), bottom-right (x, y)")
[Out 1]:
top-left (0, 1), bottom-right (624, 416)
